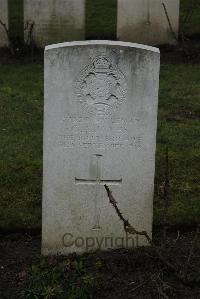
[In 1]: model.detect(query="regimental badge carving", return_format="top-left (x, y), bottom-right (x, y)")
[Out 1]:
top-left (74, 56), bottom-right (127, 116)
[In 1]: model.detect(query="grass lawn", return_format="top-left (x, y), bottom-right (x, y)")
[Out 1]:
top-left (0, 59), bottom-right (199, 231)
top-left (0, 63), bottom-right (43, 230)
top-left (180, 0), bottom-right (200, 38)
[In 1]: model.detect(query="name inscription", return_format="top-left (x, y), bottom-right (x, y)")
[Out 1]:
top-left (57, 114), bottom-right (142, 150)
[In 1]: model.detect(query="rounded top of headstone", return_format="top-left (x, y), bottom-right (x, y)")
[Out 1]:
top-left (45, 40), bottom-right (160, 53)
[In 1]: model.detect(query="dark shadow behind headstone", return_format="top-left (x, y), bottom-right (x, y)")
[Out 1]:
top-left (8, 0), bottom-right (24, 48)
top-left (86, 0), bottom-right (117, 40)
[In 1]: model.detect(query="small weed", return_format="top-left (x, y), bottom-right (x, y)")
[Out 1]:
top-left (19, 256), bottom-right (100, 299)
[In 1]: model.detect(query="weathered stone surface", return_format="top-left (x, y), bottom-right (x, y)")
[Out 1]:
top-left (24, 0), bottom-right (85, 47)
top-left (117, 0), bottom-right (180, 45)
top-left (0, 0), bottom-right (8, 47)
top-left (42, 41), bottom-right (160, 255)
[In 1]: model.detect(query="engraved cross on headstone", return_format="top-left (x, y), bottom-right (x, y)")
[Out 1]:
top-left (75, 154), bottom-right (122, 229)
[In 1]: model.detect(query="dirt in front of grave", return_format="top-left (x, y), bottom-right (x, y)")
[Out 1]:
top-left (0, 230), bottom-right (200, 299)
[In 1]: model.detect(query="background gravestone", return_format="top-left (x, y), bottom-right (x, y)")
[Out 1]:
top-left (43, 40), bottom-right (160, 255)
top-left (24, 0), bottom-right (85, 48)
top-left (0, 0), bottom-right (8, 47)
top-left (117, 0), bottom-right (180, 45)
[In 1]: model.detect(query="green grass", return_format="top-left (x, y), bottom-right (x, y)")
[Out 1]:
top-left (0, 60), bottom-right (199, 230)
top-left (155, 63), bottom-right (200, 226)
top-left (180, 0), bottom-right (200, 38)
top-left (0, 63), bottom-right (43, 230)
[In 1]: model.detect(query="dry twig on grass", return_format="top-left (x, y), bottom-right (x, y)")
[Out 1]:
top-left (0, 20), bottom-right (14, 55)
top-left (104, 185), bottom-right (176, 272)
top-left (162, 3), bottom-right (178, 43)
top-left (183, 225), bottom-right (200, 279)
top-left (104, 184), bottom-right (200, 284)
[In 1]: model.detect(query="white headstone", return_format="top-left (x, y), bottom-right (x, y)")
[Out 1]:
top-left (117, 0), bottom-right (180, 45)
top-left (0, 0), bottom-right (8, 48)
top-left (43, 41), bottom-right (160, 255)
top-left (24, 0), bottom-right (85, 47)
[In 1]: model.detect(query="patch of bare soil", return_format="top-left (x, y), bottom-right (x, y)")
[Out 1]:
top-left (0, 231), bottom-right (199, 298)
